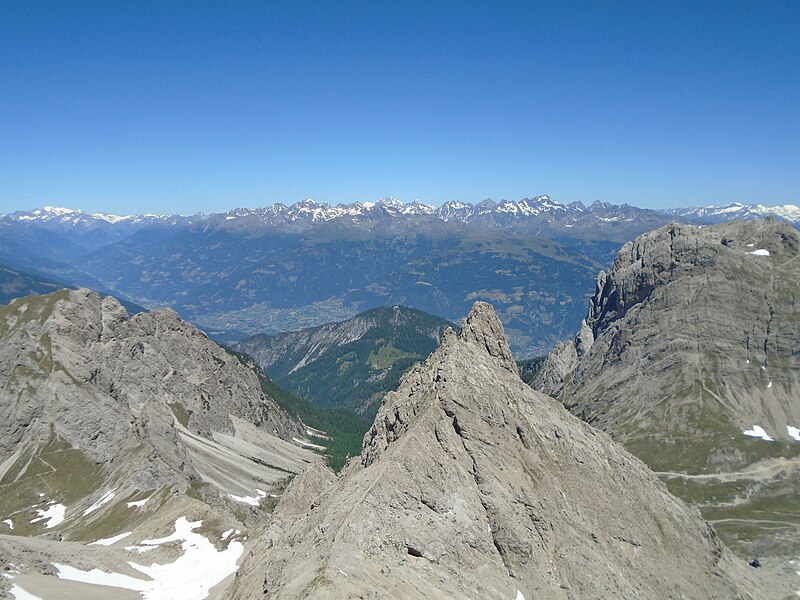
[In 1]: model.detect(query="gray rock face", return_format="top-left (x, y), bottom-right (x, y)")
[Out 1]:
top-left (0, 289), bottom-right (318, 599)
top-left (533, 219), bottom-right (800, 556)
top-left (537, 219), bottom-right (800, 435)
top-left (0, 289), bottom-right (310, 527)
top-left (226, 302), bottom-right (773, 599)
top-left (0, 289), bottom-right (301, 465)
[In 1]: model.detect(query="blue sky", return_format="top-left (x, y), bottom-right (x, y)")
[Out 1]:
top-left (1, 1), bottom-right (798, 214)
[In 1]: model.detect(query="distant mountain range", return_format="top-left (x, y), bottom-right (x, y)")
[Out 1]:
top-left (6, 197), bottom-right (799, 237)
top-left (1, 197), bottom-right (797, 358)
top-left (7, 196), bottom-right (800, 227)
top-left (662, 201), bottom-right (800, 224)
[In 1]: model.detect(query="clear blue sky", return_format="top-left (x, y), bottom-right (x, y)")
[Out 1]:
top-left (1, 1), bottom-right (798, 214)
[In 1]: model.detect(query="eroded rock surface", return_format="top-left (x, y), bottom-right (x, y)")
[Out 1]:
top-left (227, 302), bottom-right (776, 599)
top-left (534, 219), bottom-right (800, 556)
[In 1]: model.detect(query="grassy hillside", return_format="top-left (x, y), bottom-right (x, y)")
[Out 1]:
top-left (238, 306), bottom-right (452, 414)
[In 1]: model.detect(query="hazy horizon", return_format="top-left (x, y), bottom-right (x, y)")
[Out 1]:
top-left (4, 194), bottom-right (799, 218)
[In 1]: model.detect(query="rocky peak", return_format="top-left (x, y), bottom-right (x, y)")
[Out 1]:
top-left (225, 298), bottom-right (774, 599)
top-left (457, 301), bottom-right (518, 374)
top-left (99, 293), bottom-right (128, 340)
top-left (0, 289), bottom-right (322, 599)
top-left (1, 288), bottom-right (303, 465)
top-left (532, 219), bottom-right (800, 557)
top-left (585, 219), bottom-right (799, 338)
top-left (360, 303), bottom-right (517, 467)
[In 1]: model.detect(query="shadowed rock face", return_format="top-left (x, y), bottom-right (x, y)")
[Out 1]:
top-left (533, 219), bottom-right (800, 557)
top-left (226, 302), bottom-right (773, 600)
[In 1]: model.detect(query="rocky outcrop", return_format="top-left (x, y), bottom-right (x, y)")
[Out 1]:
top-left (225, 302), bottom-right (775, 599)
top-left (537, 219), bottom-right (800, 435)
top-left (533, 219), bottom-right (800, 556)
top-left (457, 301), bottom-right (518, 374)
top-left (0, 289), bottom-right (314, 539)
top-left (0, 289), bottom-right (301, 465)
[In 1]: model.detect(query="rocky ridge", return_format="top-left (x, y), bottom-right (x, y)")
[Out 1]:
top-left (225, 302), bottom-right (782, 599)
top-left (0, 289), bottom-right (321, 598)
top-left (0, 289), bottom-right (302, 465)
top-left (533, 219), bottom-right (800, 556)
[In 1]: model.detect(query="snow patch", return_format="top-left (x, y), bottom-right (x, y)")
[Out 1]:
top-left (56, 517), bottom-right (244, 600)
top-left (127, 497), bottom-right (151, 508)
top-left (229, 489), bottom-right (267, 506)
top-left (748, 249), bottom-right (770, 256)
top-left (292, 437), bottom-right (326, 451)
top-left (3, 518), bottom-right (13, 529)
top-left (515, 591), bottom-right (526, 600)
top-left (54, 564), bottom-right (150, 591)
top-left (743, 425), bottom-right (774, 441)
top-left (767, 381), bottom-right (772, 389)
top-left (30, 502), bottom-right (66, 528)
top-left (126, 545), bottom-right (158, 553)
top-left (221, 528), bottom-right (234, 539)
top-left (787, 426), bottom-right (800, 442)
top-left (90, 531), bottom-right (133, 546)
top-left (83, 489), bottom-right (116, 516)
top-left (9, 585), bottom-right (43, 600)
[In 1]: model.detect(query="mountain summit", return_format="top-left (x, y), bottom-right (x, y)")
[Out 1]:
top-left (225, 302), bottom-right (772, 599)
top-left (534, 218), bottom-right (800, 556)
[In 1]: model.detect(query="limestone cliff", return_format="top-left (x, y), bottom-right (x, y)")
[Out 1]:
top-left (226, 302), bottom-right (774, 599)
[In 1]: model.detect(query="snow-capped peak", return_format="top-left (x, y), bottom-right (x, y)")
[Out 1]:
top-left (400, 200), bottom-right (436, 215)
top-left (661, 202), bottom-right (800, 224)
top-left (6, 197), bottom-right (797, 235)
top-left (42, 206), bottom-right (79, 215)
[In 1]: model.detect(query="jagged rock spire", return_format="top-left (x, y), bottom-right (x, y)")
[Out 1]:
top-left (458, 301), bottom-right (518, 374)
